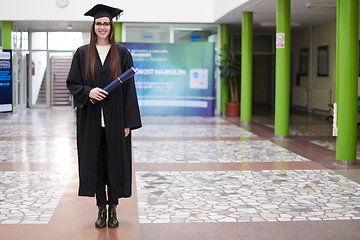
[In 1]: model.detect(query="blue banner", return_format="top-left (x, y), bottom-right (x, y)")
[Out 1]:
top-left (0, 49), bottom-right (12, 113)
top-left (122, 42), bottom-right (215, 117)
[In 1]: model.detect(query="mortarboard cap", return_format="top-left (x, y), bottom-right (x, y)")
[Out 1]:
top-left (84, 4), bottom-right (123, 20)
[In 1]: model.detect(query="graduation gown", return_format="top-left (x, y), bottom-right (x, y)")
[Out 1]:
top-left (66, 43), bottom-right (142, 198)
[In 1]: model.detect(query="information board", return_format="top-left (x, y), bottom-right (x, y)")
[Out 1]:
top-left (122, 42), bottom-right (215, 117)
top-left (0, 49), bottom-right (12, 113)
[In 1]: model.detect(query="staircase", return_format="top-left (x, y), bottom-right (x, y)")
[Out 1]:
top-left (35, 56), bottom-right (72, 106)
top-left (36, 74), bottom-right (47, 104)
top-left (52, 56), bottom-right (72, 106)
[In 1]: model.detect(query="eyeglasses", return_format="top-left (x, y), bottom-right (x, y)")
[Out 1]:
top-left (95, 22), bottom-right (111, 27)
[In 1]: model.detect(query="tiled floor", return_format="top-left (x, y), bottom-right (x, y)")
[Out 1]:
top-left (136, 170), bottom-right (360, 223)
top-left (1, 106), bottom-right (360, 240)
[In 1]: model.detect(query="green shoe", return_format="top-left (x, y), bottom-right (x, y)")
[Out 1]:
top-left (108, 204), bottom-right (119, 228)
top-left (95, 205), bottom-right (107, 228)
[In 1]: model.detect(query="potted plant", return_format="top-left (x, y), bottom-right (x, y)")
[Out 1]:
top-left (219, 46), bottom-right (241, 116)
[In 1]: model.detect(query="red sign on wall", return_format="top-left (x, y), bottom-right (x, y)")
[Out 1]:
top-left (276, 33), bottom-right (285, 48)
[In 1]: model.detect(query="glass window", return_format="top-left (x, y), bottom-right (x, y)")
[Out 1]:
top-left (82, 32), bottom-right (90, 45)
top-left (31, 32), bottom-right (47, 50)
top-left (22, 32), bottom-right (29, 51)
top-left (48, 32), bottom-right (84, 50)
top-left (12, 25), bottom-right (28, 51)
top-left (14, 31), bottom-right (22, 49)
top-left (126, 26), bottom-right (170, 43)
top-left (174, 26), bottom-right (217, 43)
top-left (125, 25), bottom-right (218, 43)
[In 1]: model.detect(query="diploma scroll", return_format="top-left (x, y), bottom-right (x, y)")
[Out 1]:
top-left (90, 67), bottom-right (136, 104)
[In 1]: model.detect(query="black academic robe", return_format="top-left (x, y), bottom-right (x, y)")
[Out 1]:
top-left (66, 43), bottom-right (142, 198)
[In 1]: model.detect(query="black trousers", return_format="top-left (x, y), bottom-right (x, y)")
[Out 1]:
top-left (95, 128), bottom-right (119, 206)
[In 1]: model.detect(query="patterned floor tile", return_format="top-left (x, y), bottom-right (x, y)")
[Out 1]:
top-left (132, 124), bottom-right (257, 138)
top-left (0, 140), bottom-right (77, 162)
top-left (136, 170), bottom-right (360, 223)
top-left (133, 140), bottom-right (310, 163)
top-left (140, 116), bottom-right (227, 124)
top-left (0, 124), bottom-right (76, 137)
top-left (0, 171), bottom-right (73, 224)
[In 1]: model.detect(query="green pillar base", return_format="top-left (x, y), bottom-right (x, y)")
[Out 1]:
top-left (273, 135), bottom-right (288, 140)
top-left (335, 160), bottom-right (357, 165)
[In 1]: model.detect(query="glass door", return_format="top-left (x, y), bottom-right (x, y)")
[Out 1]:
top-left (30, 32), bottom-right (49, 107)
top-left (12, 29), bottom-right (29, 110)
top-left (49, 52), bottom-right (73, 107)
top-left (30, 50), bottom-right (49, 107)
top-left (30, 31), bottom-right (84, 107)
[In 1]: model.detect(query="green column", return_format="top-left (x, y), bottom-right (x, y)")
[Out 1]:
top-left (274, 0), bottom-right (290, 136)
top-left (335, 0), bottom-right (358, 163)
top-left (2, 21), bottom-right (12, 49)
top-left (220, 24), bottom-right (230, 114)
top-left (114, 22), bottom-right (122, 42)
top-left (241, 12), bottom-right (253, 122)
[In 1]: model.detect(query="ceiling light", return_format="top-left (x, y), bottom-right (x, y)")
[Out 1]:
top-left (260, 22), bottom-right (300, 27)
top-left (306, 2), bottom-right (336, 9)
top-left (173, 27), bottom-right (203, 31)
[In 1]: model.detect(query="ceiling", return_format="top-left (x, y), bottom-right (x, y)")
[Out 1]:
top-left (14, 20), bottom-right (92, 32)
top-left (14, 0), bottom-right (338, 33)
top-left (215, 0), bottom-right (337, 33)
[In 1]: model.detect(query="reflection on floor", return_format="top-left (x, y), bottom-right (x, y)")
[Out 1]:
top-left (0, 106), bottom-right (360, 240)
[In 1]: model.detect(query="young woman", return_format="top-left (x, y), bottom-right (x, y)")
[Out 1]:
top-left (66, 4), bottom-right (142, 228)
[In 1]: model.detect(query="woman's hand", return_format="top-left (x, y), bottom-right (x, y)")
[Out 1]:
top-left (124, 128), bottom-right (130, 137)
top-left (89, 87), bottom-right (108, 101)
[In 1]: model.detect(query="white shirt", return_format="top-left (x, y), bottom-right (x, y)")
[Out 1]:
top-left (96, 45), bottom-right (111, 127)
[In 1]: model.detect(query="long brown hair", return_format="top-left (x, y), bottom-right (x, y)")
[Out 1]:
top-left (85, 19), bottom-right (121, 81)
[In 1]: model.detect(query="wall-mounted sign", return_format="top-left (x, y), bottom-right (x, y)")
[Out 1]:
top-left (276, 33), bottom-right (285, 48)
top-left (0, 49), bottom-right (12, 113)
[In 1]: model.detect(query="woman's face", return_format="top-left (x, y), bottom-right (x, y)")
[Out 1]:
top-left (94, 17), bottom-right (111, 40)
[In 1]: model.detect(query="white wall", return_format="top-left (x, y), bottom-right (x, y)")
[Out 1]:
top-left (292, 29), bottom-right (311, 89)
top-left (213, 0), bottom-right (249, 21)
top-left (312, 22), bottom-right (336, 90)
top-left (292, 19), bottom-right (360, 113)
top-left (1, 0), bottom-right (251, 23)
top-left (0, 0), bottom-right (228, 23)
top-left (31, 51), bottom-right (47, 105)
top-left (291, 22), bottom-right (337, 112)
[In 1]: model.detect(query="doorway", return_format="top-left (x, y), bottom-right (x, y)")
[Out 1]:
top-left (29, 31), bottom-right (84, 107)
top-left (50, 53), bottom-right (72, 106)
top-left (31, 51), bottom-right (73, 106)
top-left (253, 54), bottom-right (274, 106)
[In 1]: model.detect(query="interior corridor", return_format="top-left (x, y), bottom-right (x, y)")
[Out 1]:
top-left (0, 106), bottom-right (360, 240)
